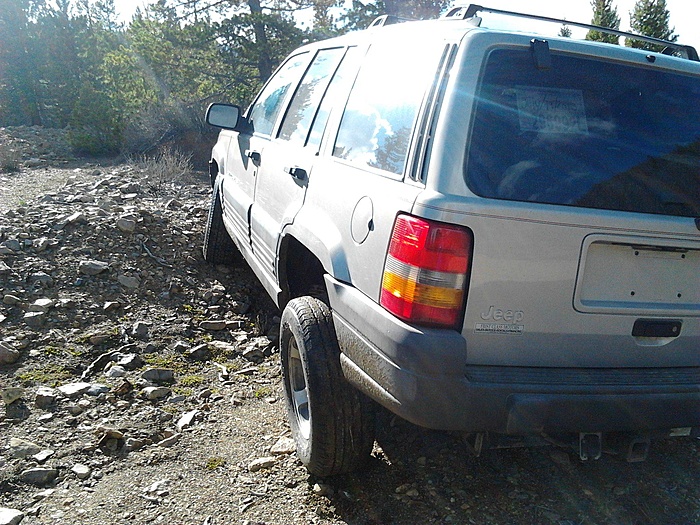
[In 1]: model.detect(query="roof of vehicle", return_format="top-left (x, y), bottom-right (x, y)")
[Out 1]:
top-left (366, 4), bottom-right (699, 62)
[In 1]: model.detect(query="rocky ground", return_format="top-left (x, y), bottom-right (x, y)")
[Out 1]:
top-left (1, 127), bottom-right (699, 525)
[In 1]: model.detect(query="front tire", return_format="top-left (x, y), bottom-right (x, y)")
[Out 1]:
top-left (203, 188), bottom-right (239, 264)
top-left (280, 296), bottom-right (375, 476)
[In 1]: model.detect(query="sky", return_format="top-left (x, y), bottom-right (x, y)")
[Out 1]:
top-left (110, 0), bottom-right (700, 52)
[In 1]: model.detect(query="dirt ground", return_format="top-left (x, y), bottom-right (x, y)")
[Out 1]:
top-left (1, 127), bottom-right (698, 525)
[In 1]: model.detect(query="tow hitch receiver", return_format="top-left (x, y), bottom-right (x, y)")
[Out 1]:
top-left (579, 433), bottom-right (602, 460)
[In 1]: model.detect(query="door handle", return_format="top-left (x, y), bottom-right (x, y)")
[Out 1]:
top-left (284, 166), bottom-right (307, 182)
top-left (245, 150), bottom-right (261, 163)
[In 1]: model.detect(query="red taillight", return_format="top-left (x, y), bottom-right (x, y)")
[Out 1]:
top-left (380, 214), bottom-right (472, 329)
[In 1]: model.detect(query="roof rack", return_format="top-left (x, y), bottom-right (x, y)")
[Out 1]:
top-left (443, 4), bottom-right (699, 62)
top-left (368, 14), bottom-right (413, 28)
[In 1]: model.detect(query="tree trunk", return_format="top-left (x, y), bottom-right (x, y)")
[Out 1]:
top-left (247, 0), bottom-right (273, 81)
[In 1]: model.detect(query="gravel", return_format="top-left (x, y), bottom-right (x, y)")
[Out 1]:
top-left (1, 127), bottom-right (698, 525)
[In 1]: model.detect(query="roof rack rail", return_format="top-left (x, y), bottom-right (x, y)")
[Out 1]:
top-left (443, 4), bottom-right (699, 62)
top-left (368, 14), bottom-right (413, 28)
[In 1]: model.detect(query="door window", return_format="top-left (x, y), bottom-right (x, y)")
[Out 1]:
top-left (248, 53), bottom-right (309, 136)
top-left (278, 47), bottom-right (345, 145)
top-left (306, 47), bottom-right (361, 151)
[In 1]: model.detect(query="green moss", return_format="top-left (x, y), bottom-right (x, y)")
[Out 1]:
top-left (179, 375), bottom-right (204, 387)
top-left (172, 386), bottom-right (193, 397)
top-left (17, 364), bottom-right (72, 386)
top-left (42, 346), bottom-right (63, 356)
top-left (254, 386), bottom-right (272, 399)
top-left (205, 456), bottom-right (225, 470)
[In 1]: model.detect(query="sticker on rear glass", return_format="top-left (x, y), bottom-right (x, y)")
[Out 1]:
top-left (474, 323), bottom-right (524, 335)
top-left (515, 87), bottom-right (588, 134)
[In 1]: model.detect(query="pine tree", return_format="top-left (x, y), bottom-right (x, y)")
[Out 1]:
top-left (586, 0), bottom-right (621, 45)
top-left (627, 0), bottom-right (677, 52)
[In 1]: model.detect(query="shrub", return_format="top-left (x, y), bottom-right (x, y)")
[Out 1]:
top-left (130, 146), bottom-right (193, 194)
top-left (68, 83), bottom-right (122, 156)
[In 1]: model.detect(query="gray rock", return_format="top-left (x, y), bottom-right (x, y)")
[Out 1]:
top-left (71, 464), bottom-right (92, 480)
top-left (120, 182), bottom-right (141, 194)
top-left (27, 298), bottom-right (53, 313)
top-left (172, 341), bottom-right (189, 353)
top-left (176, 409), bottom-right (199, 431)
top-left (20, 467), bottom-right (58, 486)
top-left (2, 239), bottom-right (21, 252)
top-left (248, 457), bottom-right (276, 473)
top-left (2, 295), bottom-right (22, 305)
top-left (57, 382), bottom-right (92, 398)
top-left (105, 365), bottom-right (127, 378)
top-left (67, 404), bottom-right (84, 416)
top-left (28, 272), bottom-right (53, 287)
top-left (117, 353), bottom-right (143, 370)
top-left (208, 341), bottom-right (238, 355)
top-left (78, 260), bottom-right (109, 275)
top-left (63, 211), bottom-right (86, 225)
top-left (23, 311), bottom-right (46, 328)
top-left (145, 479), bottom-right (170, 495)
top-left (103, 301), bottom-right (121, 311)
top-left (242, 347), bottom-right (264, 363)
top-left (9, 438), bottom-right (42, 458)
top-left (32, 450), bottom-right (55, 463)
top-left (35, 387), bottom-right (59, 408)
top-left (86, 384), bottom-right (110, 396)
top-left (33, 237), bottom-right (51, 252)
top-left (199, 320), bottom-right (227, 331)
top-left (116, 217), bottom-right (136, 233)
top-left (2, 387), bottom-right (24, 405)
top-left (118, 274), bottom-right (140, 289)
top-left (124, 438), bottom-right (145, 452)
top-left (0, 261), bottom-right (11, 275)
top-left (156, 434), bottom-right (179, 447)
top-left (81, 350), bottom-right (119, 380)
top-left (312, 483), bottom-right (334, 497)
top-left (141, 368), bottom-right (174, 383)
top-left (230, 300), bottom-right (250, 314)
top-left (143, 386), bottom-right (171, 400)
top-left (130, 321), bottom-right (149, 340)
top-left (270, 437), bottom-right (296, 456)
top-left (88, 333), bottom-right (112, 345)
top-left (0, 342), bottom-right (20, 365)
top-left (186, 343), bottom-right (211, 361)
top-left (0, 507), bottom-right (24, 525)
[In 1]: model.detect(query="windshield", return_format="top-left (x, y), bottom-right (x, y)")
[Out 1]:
top-left (465, 49), bottom-right (700, 217)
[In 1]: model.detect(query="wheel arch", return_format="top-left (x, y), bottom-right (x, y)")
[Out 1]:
top-left (278, 220), bottom-right (351, 308)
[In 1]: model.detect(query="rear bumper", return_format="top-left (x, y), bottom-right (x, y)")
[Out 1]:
top-left (325, 276), bottom-right (700, 434)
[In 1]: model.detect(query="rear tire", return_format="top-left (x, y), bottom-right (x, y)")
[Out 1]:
top-left (203, 188), bottom-right (239, 264)
top-left (280, 296), bottom-right (375, 476)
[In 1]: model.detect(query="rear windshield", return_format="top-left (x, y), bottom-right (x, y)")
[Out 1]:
top-left (465, 49), bottom-right (700, 217)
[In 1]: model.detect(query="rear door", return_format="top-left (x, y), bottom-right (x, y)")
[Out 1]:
top-left (420, 39), bottom-right (700, 369)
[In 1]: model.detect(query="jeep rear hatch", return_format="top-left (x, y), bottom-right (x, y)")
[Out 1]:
top-left (465, 48), bottom-right (700, 217)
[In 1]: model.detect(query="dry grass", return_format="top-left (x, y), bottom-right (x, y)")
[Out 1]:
top-left (129, 146), bottom-right (193, 194)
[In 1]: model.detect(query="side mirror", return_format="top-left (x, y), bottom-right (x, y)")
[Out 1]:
top-left (205, 103), bottom-right (248, 132)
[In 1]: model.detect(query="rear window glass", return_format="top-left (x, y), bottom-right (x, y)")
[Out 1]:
top-left (465, 49), bottom-right (700, 217)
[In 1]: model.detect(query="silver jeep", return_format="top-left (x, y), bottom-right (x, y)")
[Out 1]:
top-left (204, 5), bottom-right (700, 475)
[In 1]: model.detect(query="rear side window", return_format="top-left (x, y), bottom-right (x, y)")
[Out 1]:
top-left (465, 49), bottom-right (700, 217)
top-left (333, 40), bottom-right (443, 175)
top-left (248, 53), bottom-right (308, 136)
top-left (278, 47), bottom-right (345, 145)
